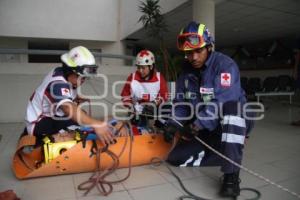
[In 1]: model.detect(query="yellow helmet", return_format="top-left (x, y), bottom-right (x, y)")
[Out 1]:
top-left (61, 46), bottom-right (98, 76)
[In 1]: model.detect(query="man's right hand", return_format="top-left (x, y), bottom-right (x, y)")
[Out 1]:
top-left (61, 102), bottom-right (115, 145)
top-left (93, 121), bottom-right (115, 145)
top-left (163, 124), bottom-right (178, 143)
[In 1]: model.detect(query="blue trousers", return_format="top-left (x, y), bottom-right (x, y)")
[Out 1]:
top-left (167, 101), bottom-right (246, 174)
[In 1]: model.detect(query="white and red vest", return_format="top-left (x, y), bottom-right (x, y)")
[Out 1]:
top-left (25, 68), bottom-right (76, 134)
top-left (130, 72), bottom-right (161, 103)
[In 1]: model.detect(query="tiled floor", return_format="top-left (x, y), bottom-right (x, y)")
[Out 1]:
top-left (0, 101), bottom-right (300, 200)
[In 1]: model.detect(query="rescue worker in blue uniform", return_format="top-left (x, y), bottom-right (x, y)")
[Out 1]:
top-left (164, 21), bottom-right (250, 198)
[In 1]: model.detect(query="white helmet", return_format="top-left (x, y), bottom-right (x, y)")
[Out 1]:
top-left (135, 50), bottom-right (155, 66)
top-left (61, 46), bottom-right (98, 76)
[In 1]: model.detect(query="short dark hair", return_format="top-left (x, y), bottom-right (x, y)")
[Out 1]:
top-left (62, 63), bottom-right (76, 79)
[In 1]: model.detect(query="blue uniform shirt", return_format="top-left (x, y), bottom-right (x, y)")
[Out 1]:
top-left (172, 51), bottom-right (247, 131)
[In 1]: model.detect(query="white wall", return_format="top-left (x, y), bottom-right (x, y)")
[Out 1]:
top-left (120, 0), bottom-right (188, 39)
top-left (0, 0), bottom-right (188, 66)
top-left (0, 0), bottom-right (119, 41)
top-left (0, 63), bottom-right (135, 122)
top-left (101, 41), bottom-right (126, 66)
top-left (0, 38), bottom-right (130, 66)
top-left (70, 40), bottom-right (127, 66)
top-left (0, 37), bottom-right (28, 62)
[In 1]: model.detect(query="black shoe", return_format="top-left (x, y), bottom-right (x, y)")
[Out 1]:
top-left (220, 172), bottom-right (241, 197)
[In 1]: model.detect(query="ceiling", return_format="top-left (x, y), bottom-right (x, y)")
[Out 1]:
top-left (125, 0), bottom-right (300, 51)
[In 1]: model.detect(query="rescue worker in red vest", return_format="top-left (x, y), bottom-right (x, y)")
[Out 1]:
top-left (25, 46), bottom-right (114, 144)
top-left (121, 50), bottom-right (168, 126)
top-left (164, 22), bottom-right (251, 198)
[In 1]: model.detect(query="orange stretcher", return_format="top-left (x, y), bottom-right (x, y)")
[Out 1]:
top-left (12, 122), bottom-right (172, 180)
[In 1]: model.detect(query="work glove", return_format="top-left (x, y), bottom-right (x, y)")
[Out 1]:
top-left (142, 103), bottom-right (157, 119)
top-left (163, 123), bottom-right (178, 143)
top-left (181, 123), bottom-right (202, 136)
top-left (142, 105), bottom-right (155, 115)
top-left (178, 123), bottom-right (202, 140)
top-left (126, 104), bottom-right (139, 125)
top-left (163, 122), bottom-right (202, 142)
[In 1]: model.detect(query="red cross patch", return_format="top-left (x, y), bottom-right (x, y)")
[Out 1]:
top-left (221, 73), bottom-right (231, 87)
top-left (142, 94), bottom-right (150, 101)
top-left (139, 50), bottom-right (149, 57)
top-left (61, 88), bottom-right (71, 96)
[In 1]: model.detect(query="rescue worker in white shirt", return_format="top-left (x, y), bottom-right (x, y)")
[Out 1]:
top-left (25, 46), bottom-right (114, 145)
top-left (120, 50), bottom-right (168, 126)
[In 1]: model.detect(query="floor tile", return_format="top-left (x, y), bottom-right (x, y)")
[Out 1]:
top-left (171, 176), bottom-right (221, 199)
top-left (198, 167), bottom-right (223, 180)
top-left (77, 191), bottom-right (132, 200)
top-left (256, 183), bottom-right (300, 200)
top-left (21, 175), bottom-right (76, 200)
top-left (269, 156), bottom-right (300, 174)
top-left (275, 175), bottom-right (300, 196)
top-left (115, 166), bottom-right (167, 190)
top-left (240, 163), bottom-right (299, 189)
top-left (153, 164), bottom-right (208, 182)
top-left (0, 101), bottom-right (300, 200)
top-left (129, 183), bottom-right (183, 200)
top-left (73, 172), bottom-right (125, 198)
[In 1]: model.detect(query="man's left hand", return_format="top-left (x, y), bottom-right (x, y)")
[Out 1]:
top-left (142, 103), bottom-right (156, 116)
top-left (181, 123), bottom-right (202, 136)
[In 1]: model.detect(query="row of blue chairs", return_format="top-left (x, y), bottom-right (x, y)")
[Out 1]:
top-left (241, 75), bottom-right (294, 95)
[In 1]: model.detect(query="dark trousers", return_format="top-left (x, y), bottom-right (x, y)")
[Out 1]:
top-left (33, 117), bottom-right (78, 144)
top-left (167, 101), bottom-right (246, 174)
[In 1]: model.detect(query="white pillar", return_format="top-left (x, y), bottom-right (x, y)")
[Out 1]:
top-left (101, 41), bottom-right (126, 66)
top-left (102, 0), bottom-right (125, 66)
top-left (192, 0), bottom-right (215, 40)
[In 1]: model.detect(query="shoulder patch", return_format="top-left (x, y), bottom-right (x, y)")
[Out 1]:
top-left (221, 73), bottom-right (231, 87)
top-left (61, 88), bottom-right (71, 97)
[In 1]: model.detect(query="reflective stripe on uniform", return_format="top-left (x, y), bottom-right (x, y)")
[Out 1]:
top-left (179, 151), bottom-right (205, 167)
top-left (193, 151), bottom-right (205, 166)
top-left (223, 115), bottom-right (246, 128)
top-left (180, 156), bottom-right (194, 167)
top-left (222, 133), bottom-right (245, 144)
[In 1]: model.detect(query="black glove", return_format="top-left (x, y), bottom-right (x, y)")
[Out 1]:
top-left (163, 124), bottom-right (178, 143)
top-left (130, 115), bottom-right (139, 125)
top-left (127, 108), bottom-right (139, 125)
top-left (174, 124), bottom-right (197, 140)
top-left (142, 103), bottom-right (156, 118)
top-left (181, 123), bottom-right (201, 136)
